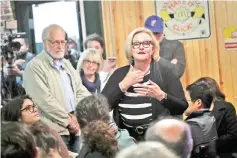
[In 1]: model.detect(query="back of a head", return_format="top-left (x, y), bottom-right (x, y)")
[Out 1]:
top-left (83, 120), bottom-right (118, 158)
top-left (186, 82), bottom-right (213, 109)
top-left (1, 122), bottom-right (37, 158)
top-left (193, 77), bottom-right (225, 101)
top-left (75, 94), bottom-right (110, 128)
top-left (116, 141), bottom-right (178, 158)
top-left (145, 118), bottom-right (193, 158)
top-left (29, 122), bottom-right (60, 158)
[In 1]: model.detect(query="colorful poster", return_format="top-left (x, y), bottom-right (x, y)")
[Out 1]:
top-left (224, 26), bottom-right (237, 51)
top-left (155, 0), bottom-right (211, 40)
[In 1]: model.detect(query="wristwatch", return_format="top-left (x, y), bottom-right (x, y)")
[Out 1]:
top-left (160, 93), bottom-right (167, 103)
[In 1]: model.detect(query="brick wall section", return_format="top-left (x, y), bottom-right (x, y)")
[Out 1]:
top-left (0, 1), bottom-right (15, 35)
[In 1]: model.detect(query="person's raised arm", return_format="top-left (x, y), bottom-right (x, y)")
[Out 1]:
top-left (162, 72), bottom-right (188, 115)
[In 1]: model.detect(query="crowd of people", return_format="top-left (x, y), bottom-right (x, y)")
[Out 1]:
top-left (1, 15), bottom-right (237, 158)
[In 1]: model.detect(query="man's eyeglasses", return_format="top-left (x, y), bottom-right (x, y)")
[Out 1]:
top-left (21, 105), bottom-right (37, 113)
top-left (132, 41), bottom-right (152, 49)
top-left (83, 60), bottom-right (99, 66)
top-left (47, 40), bottom-right (67, 46)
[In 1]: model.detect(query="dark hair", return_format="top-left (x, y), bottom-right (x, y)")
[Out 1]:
top-left (145, 117), bottom-right (192, 158)
top-left (1, 95), bottom-right (32, 121)
top-left (193, 77), bottom-right (225, 101)
top-left (84, 33), bottom-right (104, 49)
top-left (1, 121), bottom-right (36, 158)
top-left (83, 120), bottom-right (118, 158)
top-left (186, 82), bottom-right (213, 109)
top-left (29, 122), bottom-right (59, 155)
top-left (75, 94), bottom-right (110, 128)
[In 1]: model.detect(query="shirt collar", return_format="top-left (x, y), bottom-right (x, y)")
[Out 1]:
top-left (45, 50), bottom-right (64, 69)
top-left (186, 109), bottom-right (210, 120)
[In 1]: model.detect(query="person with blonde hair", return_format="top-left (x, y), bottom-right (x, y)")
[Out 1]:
top-left (77, 48), bottom-right (103, 93)
top-left (102, 27), bottom-right (188, 141)
top-left (84, 33), bottom-right (118, 91)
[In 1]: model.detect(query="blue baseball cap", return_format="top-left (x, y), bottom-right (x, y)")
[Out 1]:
top-left (144, 15), bottom-right (164, 33)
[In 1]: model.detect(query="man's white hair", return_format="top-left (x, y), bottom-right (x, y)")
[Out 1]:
top-left (116, 141), bottom-right (178, 158)
top-left (41, 24), bottom-right (65, 41)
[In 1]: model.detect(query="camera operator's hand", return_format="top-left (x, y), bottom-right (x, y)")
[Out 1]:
top-left (14, 59), bottom-right (25, 69)
top-left (7, 66), bottom-right (23, 76)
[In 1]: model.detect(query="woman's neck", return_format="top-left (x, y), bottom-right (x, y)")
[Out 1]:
top-left (85, 73), bottom-right (96, 82)
top-left (134, 59), bottom-right (151, 72)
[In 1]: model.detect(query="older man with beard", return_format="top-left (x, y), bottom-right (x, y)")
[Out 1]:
top-left (23, 24), bottom-right (90, 154)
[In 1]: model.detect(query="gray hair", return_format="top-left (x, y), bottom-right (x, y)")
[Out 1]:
top-left (116, 141), bottom-right (178, 158)
top-left (145, 117), bottom-right (193, 158)
top-left (75, 94), bottom-right (111, 129)
top-left (41, 24), bottom-right (65, 41)
top-left (76, 48), bottom-right (103, 73)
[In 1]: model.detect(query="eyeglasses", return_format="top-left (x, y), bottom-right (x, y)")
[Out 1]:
top-left (47, 40), bottom-right (67, 46)
top-left (132, 41), bottom-right (152, 49)
top-left (21, 105), bottom-right (37, 113)
top-left (83, 59), bottom-right (99, 66)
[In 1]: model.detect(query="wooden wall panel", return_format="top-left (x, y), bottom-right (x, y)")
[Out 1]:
top-left (101, 1), bottom-right (237, 109)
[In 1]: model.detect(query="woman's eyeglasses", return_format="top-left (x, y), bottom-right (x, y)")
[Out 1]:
top-left (21, 105), bottom-right (37, 113)
top-left (132, 41), bottom-right (152, 49)
top-left (83, 60), bottom-right (99, 66)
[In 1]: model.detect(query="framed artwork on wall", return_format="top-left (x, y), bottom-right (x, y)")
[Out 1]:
top-left (155, 0), bottom-right (211, 40)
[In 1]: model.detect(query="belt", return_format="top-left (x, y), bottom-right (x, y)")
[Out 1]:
top-left (124, 123), bottom-right (149, 135)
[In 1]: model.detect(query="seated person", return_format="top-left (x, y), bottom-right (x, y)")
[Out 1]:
top-left (184, 82), bottom-right (218, 157)
top-left (75, 94), bottom-right (135, 150)
top-left (1, 121), bottom-right (38, 158)
top-left (79, 120), bottom-right (118, 158)
top-left (1, 95), bottom-right (69, 158)
top-left (191, 77), bottom-right (237, 156)
top-left (29, 122), bottom-right (62, 158)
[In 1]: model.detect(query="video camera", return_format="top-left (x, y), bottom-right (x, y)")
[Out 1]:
top-left (1, 32), bottom-right (26, 66)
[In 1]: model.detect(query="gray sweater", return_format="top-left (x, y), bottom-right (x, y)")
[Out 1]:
top-left (159, 38), bottom-right (186, 78)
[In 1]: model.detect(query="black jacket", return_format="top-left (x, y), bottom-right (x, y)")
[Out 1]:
top-left (212, 100), bottom-right (237, 154)
top-left (102, 60), bottom-right (188, 128)
top-left (186, 109), bottom-right (218, 157)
